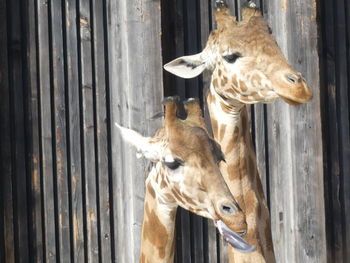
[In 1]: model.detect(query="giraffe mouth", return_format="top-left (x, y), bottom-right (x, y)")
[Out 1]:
top-left (216, 220), bottom-right (256, 253)
top-left (280, 96), bottom-right (303, 106)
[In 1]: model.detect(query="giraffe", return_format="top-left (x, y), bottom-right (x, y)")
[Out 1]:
top-left (115, 97), bottom-right (256, 262)
top-left (164, 2), bottom-right (313, 263)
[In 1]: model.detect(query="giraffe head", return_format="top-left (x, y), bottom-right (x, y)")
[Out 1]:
top-left (116, 97), bottom-right (255, 252)
top-left (164, 6), bottom-right (313, 106)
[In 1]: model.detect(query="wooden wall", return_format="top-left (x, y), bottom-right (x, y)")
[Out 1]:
top-left (0, 0), bottom-right (162, 262)
top-left (0, 0), bottom-right (349, 262)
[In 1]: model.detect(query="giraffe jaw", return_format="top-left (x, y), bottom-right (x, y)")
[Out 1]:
top-left (216, 220), bottom-right (256, 253)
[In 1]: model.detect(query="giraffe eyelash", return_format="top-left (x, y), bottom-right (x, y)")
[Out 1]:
top-left (164, 158), bottom-right (184, 170)
top-left (222, 53), bottom-right (242, 64)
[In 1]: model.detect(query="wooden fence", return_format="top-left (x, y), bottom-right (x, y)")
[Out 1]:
top-left (0, 0), bottom-right (349, 262)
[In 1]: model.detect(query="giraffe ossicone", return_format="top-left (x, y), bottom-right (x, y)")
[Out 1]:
top-left (116, 97), bottom-right (255, 262)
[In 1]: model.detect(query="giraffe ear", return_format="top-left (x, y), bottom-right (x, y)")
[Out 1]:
top-left (164, 53), bottom-right (207, 79)
top-left (115, 123), bottom-right (162, 161)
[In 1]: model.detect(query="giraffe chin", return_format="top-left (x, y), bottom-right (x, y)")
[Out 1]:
top-left (216, 220), bottom-right (256, 253)
top-left (280, 96), bottom-right (303, 106)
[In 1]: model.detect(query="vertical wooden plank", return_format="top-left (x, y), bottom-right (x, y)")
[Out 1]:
top-left (287, 1), bottom-right (326, 262)
top-left (264, 1), bottom-right (300, 262)
top-left (37, 0), bottom-right (57, 261)
top-left (184, 0), bottom-right (200, 99)
top-left (174, 0), bottom-right (186, 99)
top-left (183, 2), bottom-right (205, 262)
top-left (253, 104), bottom-right (268, 199)
top-left (191, 215), bottom-right (205, 263)
top-left (107, 0), bottom-right (163, 261)
top-left (8, 0), bottom-right (30, 261)
top-left (0, 0), bottom-right (15, 261)
top-left (265, 1), bottom-right (326, 263)
top-left (50, 0), bottom-right (71, 261)
top-left (206, 221), bottom-right (218, 263)
top-left (198, 1), bottom-right (220, 261)
top-left (321, 1), bottom-right (344, 262)
top-left (219, 236), bottom-right (229, 263)
top-left (334, 0), bottom-right (350, 261)
top-left (177, 209), bottom-right (192, 263)
top-left (63, 0), bottom-right (86, 261)
top-left (26, 0), bottom-right (44, 261)
top-left (247, 3), bottom-right (269, 201)
top-left (91, 0), bottom-right (112, 261)
top-left (78, 0), bottom-right (99, 261)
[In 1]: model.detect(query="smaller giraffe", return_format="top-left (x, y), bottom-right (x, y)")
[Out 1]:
top-left (116, 97), bottom-right (255, 262)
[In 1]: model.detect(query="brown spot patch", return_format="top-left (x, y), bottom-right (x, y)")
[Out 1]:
top-left (227, 163), bottom-right (240, 180)
top-left (221, 76), bottom-right (228, 87)
top-left (160, 179), bottom-right (167, 189)
top-left (211, 118), bottom-right (218, 139)
top-left (260, 89), bottom-right (270, 97)
top-left (241, 110), bottom-right (248, 132)
top-left (143, 205), bottom-right (168, 259)
top-left (251, 92), bottom-right (262, 101)
top-left (164, 193), bottom-right (174, 201)
top-left (172, 187), bottom-right (185, 204)
top-left (219, 125), bottom-right (226, 141)
top-left (239, 80), bottom-right (248, 92)
top-left (244, 189), bottom-right (258, 215)
top-left (231, 76), bottom-right (239, 88)
top-left (213, 78), bottom-right (219, 89)
top-left (239, 154), bottom-right (248, 179)
top-left (247, 156), bottom-right (257, 181)
top-left (225, 126), bottom-right (240, 154)
top-left (147, 182), bottom-right (156, 199)
top-left (207, 91), bottom-right (213, 104)
top-left (227, 86), bottom-right (237, 96)
top-left (182, 193), bottom-right (197, 207)
top-left (218, 69), bottom-right (222, 76)
top-left (140, 253), bottom-right (146, 263)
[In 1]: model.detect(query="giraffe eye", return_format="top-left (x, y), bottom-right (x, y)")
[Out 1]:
top-left (222, 53), bottom-right (242, 63)
top-left (164, 159), bottom-right (183, 170)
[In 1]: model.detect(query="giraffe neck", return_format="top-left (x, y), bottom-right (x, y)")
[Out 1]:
top-left (140, 164), bottom-right (177, 263)
top-left (207, 85), bottom-right (275, 263)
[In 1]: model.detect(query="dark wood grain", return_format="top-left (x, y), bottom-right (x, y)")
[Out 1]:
top-left (63, 0), bottom-right (86, 261)
top-left (321, 1), bottom-right (344, 262)
top-left (26, 0), bottom-right (44, 260)
top-left (37, 0), bottom-right (57, 261)
top-left (50, 0), bottom-right (71, 261)
top-left (8, 0), bottom-right (30, 261)
top-left (0, 0), bottom-right (15, 261)
top-left (78, 0), bottom-right (99, 261)
top-left (91, 0), bottom-right (112, 261)
top-left (333, 1), bottom-right (350, 262)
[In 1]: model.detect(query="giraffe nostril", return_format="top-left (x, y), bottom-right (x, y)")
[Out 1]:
top-left (285, 74), bottom-right (299, 84)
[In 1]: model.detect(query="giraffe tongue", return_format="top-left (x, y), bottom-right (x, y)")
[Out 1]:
top-left (216, 220), bottom-right (256, 253)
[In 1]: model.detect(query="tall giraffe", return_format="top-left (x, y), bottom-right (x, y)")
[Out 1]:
top-left (116, 97), bottom-right (255, 262)
top-left (164, 3), bottom-right (313, 263)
